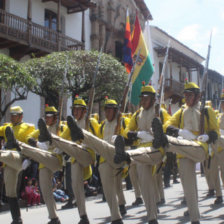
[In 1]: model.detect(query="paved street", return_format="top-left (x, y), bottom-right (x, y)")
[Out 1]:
top-left (1, 174), bottom-right (224, 224)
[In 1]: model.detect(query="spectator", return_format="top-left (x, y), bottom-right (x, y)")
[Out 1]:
top-left (52, 177), bottom-right (69, 202)
top-left (21, 177), bottom-right (40, 206)
top-left (33, 179), bottom-right (41, 205)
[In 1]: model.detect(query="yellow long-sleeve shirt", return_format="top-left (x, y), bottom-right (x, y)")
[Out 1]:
top-left (0, 122), bottom-right (35, 145)
top-left (124, 107), bottom-right (170, 154)
top-left (164, 105), bottom-right (219, 156)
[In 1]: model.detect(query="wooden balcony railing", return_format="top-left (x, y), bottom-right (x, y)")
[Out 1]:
top-left (165, 78), bottom-right (184, 96)
top-left (0, 9), bottom-right (83, 52)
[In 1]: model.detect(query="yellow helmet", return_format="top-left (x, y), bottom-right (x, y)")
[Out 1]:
top-left (184, 80), bottom-right (200, 93)
top-left (10, 106), bottom-right (23, 115)
top-left (104, 96), bottom-right (118, 108)
top-left (45, 105), bottom-right (58, 116)
top-left (140, 81), bottom-right (156, 96)
top-left (205, 100), bottom-right (212, 107)
top-left (220, 89), bottom-right (224, 101)
top-left (72, 95), bottom-right (87, 108)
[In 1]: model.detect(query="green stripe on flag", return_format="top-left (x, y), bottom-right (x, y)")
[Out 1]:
top-left (131, 55), bottom-right (154, 106)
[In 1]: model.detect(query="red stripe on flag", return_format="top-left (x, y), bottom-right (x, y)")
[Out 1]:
top-left (132, 15), bottom-right (141, 54)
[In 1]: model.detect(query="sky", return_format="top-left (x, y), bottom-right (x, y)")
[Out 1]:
top-left (146, 0), bottom-right (224, 75)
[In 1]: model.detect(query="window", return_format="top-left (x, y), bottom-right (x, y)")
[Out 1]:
top-left (45, 10), bottom-right (57, 30)
top-left (115, 41), bottom-right (123, 62)
top-left (0, 0), bottom-right (5, 10)
top-left (44, 10), bottom-right (57, 41)
top-left (159, 62), bottom-right (163, 79)
top-left (0, 0), bottom-right (5, 23)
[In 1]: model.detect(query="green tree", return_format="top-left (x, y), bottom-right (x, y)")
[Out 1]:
top-left (24, 50), bottom-right (127, 106)
top-left (0, 54), bottom-right (35, 122)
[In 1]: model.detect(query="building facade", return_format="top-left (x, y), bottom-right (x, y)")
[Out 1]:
top-left (148, 26), bottom-right (223, 114)
top-left (0, 0), bottom-right (95, 125)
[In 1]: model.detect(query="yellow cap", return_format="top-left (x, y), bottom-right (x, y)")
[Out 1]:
top-left (45, 105), bottom-right (58, 116)
top-left (10, 106), bottom-right (23, 115)
top-left (72, 95), bottom-right (87, 108)
top-left (184, 81), bottom-right (200, 93)
top-left (104, 97), bottom-right (118, 108)
top-left (140, 82), bottom-right (156, 96)
top-left (205, 100), bottom-right (212, 107)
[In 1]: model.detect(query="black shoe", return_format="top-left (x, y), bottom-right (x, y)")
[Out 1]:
top-left (132, 197), bottom-right (143, 206)
top-left (47, 218), bottom-right (61, 224)
top-left (11, 219), bottom-right (23, 224)
top-left (85, 185), bottom-right (97, 197)
top-left (191, 222), bottom-right (200, 224)
top-left (8, 197), bottom-right (22, 224)
top-left (119, 204), bottom-right (127, 215)
top-left (148, 219), bottom-right (158, 224)
top-left (5, 127), bottom-right (20, 151)
top-left (214, 196), bottom-right (223, 205)
top-left (206, 189), bottom-right (215, 198)
top-left (111, 219), bottom-right (123, 224)
top-left (152, 118), bottom-right (168, 149)
top-left (61, 201), bottom-right (77, 209)
top-left (67, 116), bottom-right (84, 141)
top-left (114, 135), bottom-right (130, 164)
top-left (173, 179), bottom-right (180, 184)
top-left (38, 118), bottom-right (52, 143)
top-left (78, 215), bottom-right (89, 224)
top-left (164, 183), bottom-right (171, 188)
top-left (184, 210), bottom-right (189, 217)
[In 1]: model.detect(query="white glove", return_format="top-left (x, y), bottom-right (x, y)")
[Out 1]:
top-left (220, 129), bottom-right (224, 136)
top-left (53, 147), bottom-right (63, 154)
top-left (137, 131), bottom-right (154, 143)
top-left (111, 135), bottom-right (118, 144)
top-left (197, 134), bottom-right (209, 143)
top-left (37, 141), bottom-right (49, 151)
top-left (178, 129), bottom-right (197, 140)
top-left (22, 159), bottom-right (31, 170)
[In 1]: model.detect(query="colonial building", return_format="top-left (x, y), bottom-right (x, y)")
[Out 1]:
top-left (89, 0), bottom-right (152, 59)
top-left (0, 0), bottom-right (95, 124)
top-left (148, 26), bottom-right (223, 113)
top-left (0, 0), bottom-right (151, 125)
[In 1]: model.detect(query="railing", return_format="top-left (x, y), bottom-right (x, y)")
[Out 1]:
top-left (165, 78), bottom-right (184, 96)
top-left (0, 9), bottom-right (83, 52)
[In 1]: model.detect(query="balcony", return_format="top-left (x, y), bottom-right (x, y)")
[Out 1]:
top-left (0, 9), bottom-right (83, 58)
top-left (164, 78), bottom-right (184, 99)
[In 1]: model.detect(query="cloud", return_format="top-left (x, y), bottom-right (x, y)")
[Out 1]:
top-left (220, 11), bottom-right (224, 21)
top-left (176, 24), bottom-right (200, 42)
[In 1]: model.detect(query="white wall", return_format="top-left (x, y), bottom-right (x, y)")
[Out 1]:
top-left (8, 0), bottom-right (28, 19)
top-left (7, 0), bottom-right (91, 47)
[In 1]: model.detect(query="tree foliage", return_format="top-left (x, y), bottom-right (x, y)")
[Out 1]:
top-left (0, 54), bottom-right (35, 121)
top-left (24, 50), bottom-right (127, 105)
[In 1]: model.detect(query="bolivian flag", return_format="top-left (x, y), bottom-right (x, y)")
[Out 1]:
top-left (131, 15), bottom-right (154, 105)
